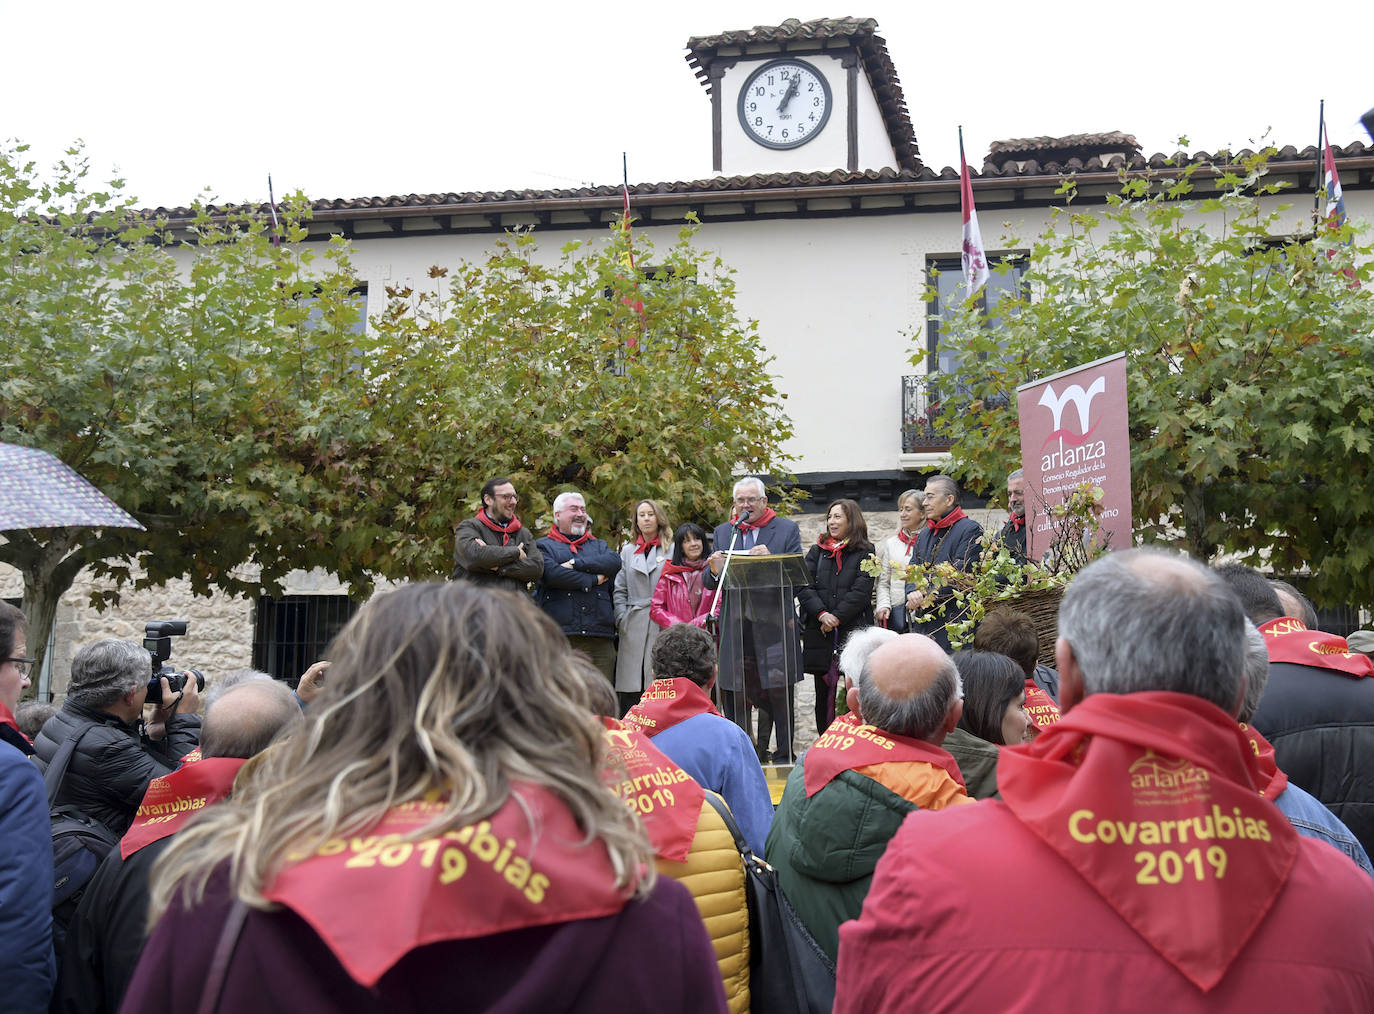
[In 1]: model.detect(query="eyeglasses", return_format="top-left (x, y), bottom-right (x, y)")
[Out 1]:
top-left (495, 493), bottom-right (519, 502)
top-left (734, 496), bottom-right (764, 505)
top-left (5, 657), bottom-right (34, 677)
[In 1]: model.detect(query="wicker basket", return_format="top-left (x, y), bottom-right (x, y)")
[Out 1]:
top-left (995, 584), bottom-right (1066, 667)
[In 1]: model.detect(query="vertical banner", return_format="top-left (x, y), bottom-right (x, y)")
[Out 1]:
top-left (1016, 353), bottom-right (1132, 562)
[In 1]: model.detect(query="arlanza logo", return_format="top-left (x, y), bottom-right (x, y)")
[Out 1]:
top-left (1038, 376), bottom-right (1106, 439)
top-left (1127, 750), bottom-right (1212, 806)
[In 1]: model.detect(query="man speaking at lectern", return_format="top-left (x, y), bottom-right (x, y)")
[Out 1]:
top-left (704, 477), bottom-right (804, 762)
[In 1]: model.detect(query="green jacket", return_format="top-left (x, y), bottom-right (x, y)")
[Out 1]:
top-left (942, 727), bottom-right (1001, 800)
top-left (764, 762), bottom-right (917, 963)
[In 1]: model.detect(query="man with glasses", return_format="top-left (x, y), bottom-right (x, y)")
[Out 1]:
top-left (705, 477), bottom-right (804, 762)
top-left (451, 476), bottom-right (544, 596)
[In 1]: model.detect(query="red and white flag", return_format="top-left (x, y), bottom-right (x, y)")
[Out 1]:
top-left (959, 129), bottom-right (989, 295)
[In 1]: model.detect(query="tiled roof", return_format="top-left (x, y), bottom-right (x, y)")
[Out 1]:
top-left (140, 141), bottom-right (1372, 222)
top-left (684, 17), bottom-right (920, 172)
top-left (989, 132), bottom-right (1141, 156)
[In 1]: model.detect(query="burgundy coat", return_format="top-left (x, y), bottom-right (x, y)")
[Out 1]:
top-left (122, 867), bottom-right (726, 1014)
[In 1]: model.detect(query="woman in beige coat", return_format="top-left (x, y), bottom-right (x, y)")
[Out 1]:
top-left (874, 488), bottom-right (925, 633)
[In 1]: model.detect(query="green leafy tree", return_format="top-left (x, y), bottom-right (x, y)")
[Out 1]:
top-left (0, 144), bottom-right (793, 674)
top-left (922, 148), bottom-right (1374, 604)
top-left (368, 220), bottom-right (795, 562)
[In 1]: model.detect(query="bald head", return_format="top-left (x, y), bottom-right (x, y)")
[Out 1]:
top-left (200, 679), bottom-right (301, 760)
top-left (856, 634), bottom-right (962, 743)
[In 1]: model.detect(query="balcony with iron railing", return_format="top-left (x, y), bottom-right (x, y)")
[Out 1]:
top-left (902, 374), bottom-right (1010, 458)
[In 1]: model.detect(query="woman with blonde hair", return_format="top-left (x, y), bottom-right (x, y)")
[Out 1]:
top-left (614, 498), bottom-right (671, 714)
top-left (874, 488), bottom-right (924, 633)
top-left (123, 583), bottom-right (725, 1014)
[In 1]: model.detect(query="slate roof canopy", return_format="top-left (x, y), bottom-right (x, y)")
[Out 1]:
top-left (684, 16), bottom-right (921, 172)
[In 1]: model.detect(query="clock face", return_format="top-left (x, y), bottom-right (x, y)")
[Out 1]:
top-left (736, 58), bottom-right (832, 150)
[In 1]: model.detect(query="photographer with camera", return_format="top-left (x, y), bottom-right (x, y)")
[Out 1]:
top-left (35, 637), bottom-right (201, 839)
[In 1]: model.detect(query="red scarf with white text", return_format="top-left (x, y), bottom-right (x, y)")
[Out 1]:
top-left (600, 718), bottom-right (704, 863)
top-left (120, 756), bottom-right (246, 859)
top-left (816, 535), bottom-right (847, 573)
top-left (1258, 617), bottom-right (1374, 678)
top-left (474, 509), bottom-right (522, 546)
top-left (623, 677), bottom-right (720, 736)
top-left (804, 712), bottom-right (966, 797)
top-left (263, 784), bottom-right (628, 987)
top-left (997, 692), bottom-right (1298, 991)
top-left (928, 505), bottom-right (968, 531)
top-left (547, 528), bottom-right (592, 554)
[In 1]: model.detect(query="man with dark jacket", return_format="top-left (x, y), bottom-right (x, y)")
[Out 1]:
top-left (54, 678), bottom-right (300, 1014)
top-left (995, 468), bottom-right (1028, 561)
top-left (909, 474), bottom-right (984, 650)
top-left (35, 639), bottom-right (201, 838)
top-left (766, 633), bottom-right (971, 962)
top-left (450, 476), bottom-right (543, 594)
top-left (534, 490), bottom-right (622, 682)
top-left (1216, 563), bottom-right (1374, 854)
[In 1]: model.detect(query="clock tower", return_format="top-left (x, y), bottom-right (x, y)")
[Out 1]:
top-left (685, 17), bottom-right (921, 177)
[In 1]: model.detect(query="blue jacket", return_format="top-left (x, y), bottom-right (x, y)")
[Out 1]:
top-left (1275, 781), bottom-right (1374, 879)
top-left (0, 730), bottom-right (55, 1013)
top-left (534, 535), bottom-right (622, 638)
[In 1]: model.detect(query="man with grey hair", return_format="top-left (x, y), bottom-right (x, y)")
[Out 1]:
top-left (534, 489), bottom-right (622, 682)
top-left (35, 638), bottom-right (201, 837)
top-left (766, 632), bottom-right (971, 963)
top-left (55, 679), bottom-right (299, 1014)
top-left (704, 475), bottom-right (804, 760)
top-left (995, 467), bottom-right (1028, 561)
top-left (836, 549), bottom-right (1374, 1011)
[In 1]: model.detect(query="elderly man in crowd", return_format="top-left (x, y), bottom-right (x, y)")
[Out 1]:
top-left (909, 474), bottom-right (983, 650)
top-left (624, 623), bottom-right (773, 855)
top-left (995, 468), bottom-right (1028, 561)
top-left (766, 632), bottom-right (971, 963)
top-left (55, 679), bottom-right (301, 1014)
top-left (836, 550), bottom-right (1374, 1011)
top-left (1216, 563), bottom-right (1374, 855)
top-left (450, 476), bottom-right (543, 594)
top-left (534, 490), bottom-right (622, 682)
top-left (35, 639), bottom-right (201, 837)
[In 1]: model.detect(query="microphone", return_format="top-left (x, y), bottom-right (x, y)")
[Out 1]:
top-left (731, 508), bottom-right (753, 531)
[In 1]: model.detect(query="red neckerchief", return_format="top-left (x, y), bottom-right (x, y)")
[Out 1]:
top-left (1024, 680), bottom-right (1062, 732)
top-left (897, 528), bottom-right (920, 560)
top-left (600, 717), bottom-right (704, 864)
top-left (1258, 617), bottom-right (1374, 678)
top-left (623, 677), bottom-right (720, 736)
top-left (804, 712), bottom-right (966, 797)
top-left (0, 702), bottom-right (33, 756)
top-left (120, 756), bottom-right (246, 859)
top-left (733, 507), bottom-right (778, 533)
top-left (1010, 513), bottom-right (1025, 531)
top-left (927, 505), bottom-right (968, 531)
top-left (997, 692), bottom-right (1298, 991)
top-left (264, 783), bottom-right (629, 988)
top-left (661, 559), bottom-right (707, 578)
top-left (1238, 723), bottom-right (1288, 801)
top-left (633, 535), bottom-right (659, 556)
top-left (547, 528), bottom-right (592, 555)
top-left (816, 535), bottom-right (847, 573)
top-left (474, 509), bottom-right (522, 547)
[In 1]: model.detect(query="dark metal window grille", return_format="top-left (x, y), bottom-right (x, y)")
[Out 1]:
top-left (252, 595), bottom-right (358, 683)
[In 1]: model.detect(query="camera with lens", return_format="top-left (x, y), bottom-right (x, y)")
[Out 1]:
top-left (144, 619), bottom-right (205, 705)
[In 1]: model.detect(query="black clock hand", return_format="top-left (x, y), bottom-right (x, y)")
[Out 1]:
top-left (777, 76), bottom-right (800, 113)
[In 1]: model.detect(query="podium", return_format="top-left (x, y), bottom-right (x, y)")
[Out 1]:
top-left (713, 552), bottom-right (809, 765)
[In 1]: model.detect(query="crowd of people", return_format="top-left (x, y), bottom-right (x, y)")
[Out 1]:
top-left (3, 470), bottom-right (1374, 1011)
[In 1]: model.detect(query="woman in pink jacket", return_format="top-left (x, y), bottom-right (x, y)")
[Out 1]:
top-left (650, 524), bottom-right (716, 629)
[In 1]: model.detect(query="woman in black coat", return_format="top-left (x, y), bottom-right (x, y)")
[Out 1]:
top-left (797, 498), bottom-right (875, 736)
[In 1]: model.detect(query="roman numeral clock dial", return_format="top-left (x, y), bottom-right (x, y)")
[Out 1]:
top-left (737, 58), bottom-right (833, 150)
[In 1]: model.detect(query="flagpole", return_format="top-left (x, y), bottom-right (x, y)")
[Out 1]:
top-left (1313, 99), bottom-right (1325, 233)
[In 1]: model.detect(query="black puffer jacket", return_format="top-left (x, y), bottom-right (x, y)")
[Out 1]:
top-left (797, 542), bottom-right (875, 673)
top-left (1250, 660), bottom-right (1374, 855)
top-left (34, 700), bottom-right (200, 837)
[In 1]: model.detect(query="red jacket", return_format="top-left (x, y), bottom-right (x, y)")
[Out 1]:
top-left (835, 799), bottom-right (1374, 1012)
top-left (650, 568), bottom-right (715, 629)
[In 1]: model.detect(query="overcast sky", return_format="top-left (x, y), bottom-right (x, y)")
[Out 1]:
top-left (5, 0), bottom-right (1371, 209)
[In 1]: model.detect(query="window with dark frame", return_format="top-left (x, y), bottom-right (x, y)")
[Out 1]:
top-left (925, 254), bottom-right (1029, 376)
top-left (251, 594), bottom-right (358, 683)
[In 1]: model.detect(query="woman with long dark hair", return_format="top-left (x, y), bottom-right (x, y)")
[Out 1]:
top-left (126, 583), bottom-right (725, 1014)
top-left (797, 499), bottom-right (875, 736)
top-left (953, 650), bottom-right (1031, 747)
top-left (650, 523), bottom-right (716, 630)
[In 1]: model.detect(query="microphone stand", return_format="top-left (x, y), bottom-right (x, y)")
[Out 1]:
top-left (706, 509), bottom-right (751, 712)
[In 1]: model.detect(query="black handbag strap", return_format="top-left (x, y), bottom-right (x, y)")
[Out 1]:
top-left (44, 719), bottom-right (99, 805)
top-left (703, 790), bottom-right (753, 859)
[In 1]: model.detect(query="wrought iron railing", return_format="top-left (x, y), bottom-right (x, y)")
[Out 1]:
top-left (901, 375), bottom-right (952, 452)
